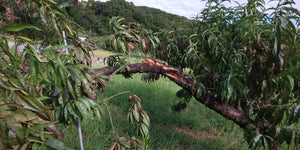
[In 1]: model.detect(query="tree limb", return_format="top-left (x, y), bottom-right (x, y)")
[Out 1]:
top-left (93, 62), bottom-right (254, 128)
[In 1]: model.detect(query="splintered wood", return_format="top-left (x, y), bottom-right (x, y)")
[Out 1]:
top-left (142, 59), bottom-right (179, 80)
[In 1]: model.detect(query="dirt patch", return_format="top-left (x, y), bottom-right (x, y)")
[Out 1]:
top-left (160, 125), bottom-right (219, 141)
top-left (175, 127), bottom-right (219, 141)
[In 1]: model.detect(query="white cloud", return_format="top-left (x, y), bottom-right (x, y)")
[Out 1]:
top-left (127, 0), bottom-right (205, 18)
top-left (83, 0), bottom-right (300, 19)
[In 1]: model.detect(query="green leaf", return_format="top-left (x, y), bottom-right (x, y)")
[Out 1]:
top-left (32, 142), bottom-right (39, 150)
top-left (275, 106), bottom-right (285, 124)
top-left (48, 0), bottom-right (57, 4)
top-left (287, 75), bottom-right (294, 90)
top-left (252, 134), bottom-right (262, 149)
top-left (18, 94), bottom-right (48, 111)
top-left (285, 130), bottom-right (293, 145)
top-left (128, 112), bottom-right (134, 124)
top-left (16, 35), bottom-right (34, 43)
top-left (94, 108), bottom-right (101, 121)
top-left (258, 105), bottom-right (276, 123)
top-left (176, 89), bottom-right (186, 98)
top-left (4, 23), bottom-right (42, 32)
top-left (133, 104), bottom-right (140, 121)
top-left (141, 113), bottom-right (150, 127)
top-left (37, 97), bottom-right (50, 101)
top-left (79, 97), bottom-right (92, 112)
top-left (141, 124), bottom-right (149, 137)
top-left (293, 105), bottom-right (300, 122)
top-left (45, 138), bottom-right (68, 150)
top-left (263, 136), bottom-right (269, 150)
top-left (20, 143), bottom-right (28, 150)
top-left (278, 129), bottom-right (292, 144)
top-left (75, 101), bottom-right (89, 120)
top-left (112, 39), bottom-right (118, 51)
top-left (5, 116), bottom-right (26, 144)
top-left (66, 102), bottom-right (79, 119)
top-left (14, 109), bottom-right (38, 122)
top-left (67, 79), bottom-right (76, 98)
top-left (119, 41), bottom-right (126, 53)
top-left (25, 121), bottom-right (56, 136)
top-left (41, 129), bottom-right (46, 142)
top-left (232, 78), bottom-right (244, 93)
top-left (294, 131), bottom-right (300, 145)
top-left (0, 79), bottom-right (20, 90)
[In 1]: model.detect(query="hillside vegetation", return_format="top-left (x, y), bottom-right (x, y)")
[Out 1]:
top-left (55, 0), bottom-right (188, 35)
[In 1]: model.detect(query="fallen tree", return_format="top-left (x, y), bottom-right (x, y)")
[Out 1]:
top-left (94, 60), bottom-right (254, 128)
top-left (94, 59), bottom-right (286, 149)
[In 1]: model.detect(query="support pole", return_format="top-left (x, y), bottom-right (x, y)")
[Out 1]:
top-left (62, 30), bottom-right (84, 150)
top-left (62, 31), bottom-right (69, 55)
top-left (78, 121), bottom-right (84, 150)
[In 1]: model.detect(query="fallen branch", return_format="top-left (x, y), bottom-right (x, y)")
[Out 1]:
top-left (93, 60), bottom-right (254, 128)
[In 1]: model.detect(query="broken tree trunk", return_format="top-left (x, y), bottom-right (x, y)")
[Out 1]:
top-left (93, 61), bottom-right (254, 128)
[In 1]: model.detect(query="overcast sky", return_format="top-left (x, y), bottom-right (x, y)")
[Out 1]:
top-left (94, 0), bottom-right (300, 19)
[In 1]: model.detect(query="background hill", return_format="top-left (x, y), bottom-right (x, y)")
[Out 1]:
top-left (55, 0), bottom-right (188, 35)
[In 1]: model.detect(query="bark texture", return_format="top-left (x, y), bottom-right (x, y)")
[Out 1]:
top-left (93, 62), bottom-right (254, 128)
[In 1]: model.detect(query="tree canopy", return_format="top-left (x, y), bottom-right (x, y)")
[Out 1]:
top-left (1, 0), bottom-right (300, 150)
top-left (101, 0), bottom-right (300, 149)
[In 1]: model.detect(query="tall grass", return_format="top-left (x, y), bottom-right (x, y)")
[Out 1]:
top-left (62, 74), bottom-right (248, 149)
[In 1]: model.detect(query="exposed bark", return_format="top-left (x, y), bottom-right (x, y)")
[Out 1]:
top-left (93, 63), bottom-right (254, 128)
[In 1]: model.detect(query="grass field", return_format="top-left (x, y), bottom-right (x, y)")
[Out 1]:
top-left (61, 49), bottom-right (248, 149)
top-left (90, 49), bottom-right (116, 58)
top-left (62, 75), bottom-right (248, 149)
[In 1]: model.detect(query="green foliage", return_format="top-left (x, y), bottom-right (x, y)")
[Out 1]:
top-left (150, 0), bottom-right (300, 149)
top-left (106, 16), bottom-right (159, 62)
top-left (4, 23), bottom-right (42, 32)
top-left (0, 0), bottom-right (105, 149)
top-left (54, 0), bottom-right (188, 35)
top-left (1, 2), bottom-right (154, 150)
top-left (106, 55), bottom-right (127, 67)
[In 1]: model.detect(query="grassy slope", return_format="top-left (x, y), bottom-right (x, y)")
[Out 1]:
top-left (62, 50), bottom-right (248, 149)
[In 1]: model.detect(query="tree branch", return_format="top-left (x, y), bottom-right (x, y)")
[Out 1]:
top-left (93, 62), bottom-right (254, 128)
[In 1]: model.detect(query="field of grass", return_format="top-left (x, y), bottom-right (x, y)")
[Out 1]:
top-left (90, 49), bottom-right (116, 58)
top-left (62, 72), bottom-right (249, 149)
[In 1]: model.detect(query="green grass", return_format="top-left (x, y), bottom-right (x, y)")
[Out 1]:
top-left (90, 49), bottom-right (116, 58)
top-left (62, 74), bottom-right (248, 150)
